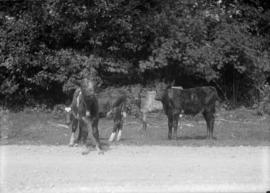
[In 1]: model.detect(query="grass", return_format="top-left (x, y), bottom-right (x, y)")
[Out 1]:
top-left (1, 107), bottom-right (270, 146)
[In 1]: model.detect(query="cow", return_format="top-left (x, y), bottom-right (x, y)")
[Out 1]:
top-left (130, 85), bottom-right (183, 131)
top-left (130, 85), bottom-right (163, 131)
top-left (71, 78), bottom-right (102, 155)
top-left (65, 87), bottom-right (88, 147)
top-left (155, 81), bottom-right (219, 140)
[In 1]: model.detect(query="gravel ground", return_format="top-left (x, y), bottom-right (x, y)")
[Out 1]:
top-left (1, 145), bottom-right (269, 193)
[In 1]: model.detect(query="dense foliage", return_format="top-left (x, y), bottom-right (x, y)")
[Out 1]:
top-left (0, 0), bottom-right (270, 108)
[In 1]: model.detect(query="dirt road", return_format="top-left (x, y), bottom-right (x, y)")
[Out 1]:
top-left (1, 145), bottom-right (269, 193)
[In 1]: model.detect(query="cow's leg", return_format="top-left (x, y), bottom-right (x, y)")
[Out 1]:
top-left (81, 117), bottom-right (102, 155)
top-left (179, 114), bottom-right (183, 130)
top-left (167, 115), bottom-right (173, 140)
top-left (141, 111), bottom-right (147, 131)
top-left (69, 119), bottom-right (77, 147)
top-left (203, 111), bottom-right (210, 139)
top-left (91, 117), bottom-right (103, 153)
top-left (65, 107), bottom-right (72, 124)
top-left (209, 113), bottom-right (215, 140)
top-left (116, 121), bottom-right (123, 141)
top-left (116, 129), bottom-right (122, 141)
top-left (203, 111), bottom-right (214, 139)
top-left (173, 114), bottom-right (179, 140)
top-left (109, 122), bottom-right (118, 142)
top-left (75, 120), bottom-right (81, 145)
top-left (79, 121), bottom-right (88, 145)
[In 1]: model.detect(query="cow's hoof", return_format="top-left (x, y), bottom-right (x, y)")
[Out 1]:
top-left (74, 143), bottom-right (79, 147)
top-left (109, 132), bottom-right (116, 142)
top-left (69, 143), bottom-right (74, 147)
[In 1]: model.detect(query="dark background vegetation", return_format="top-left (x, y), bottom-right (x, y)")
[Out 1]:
top-left (0, 0), bottom-right (270, 109)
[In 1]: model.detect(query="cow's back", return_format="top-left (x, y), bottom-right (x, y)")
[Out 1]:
top-left (171, 86), bottom-right (218, 115)
top-left (97, 88), bottom-right (128, 116)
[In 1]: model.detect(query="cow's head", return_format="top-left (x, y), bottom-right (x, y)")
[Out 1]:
top-left (155, 80), bottom-right (175, 101)
top-left (81, 78), bottom-right (96, 96)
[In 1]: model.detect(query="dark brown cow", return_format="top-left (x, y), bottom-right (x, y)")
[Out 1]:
top-left (71, 78), bottom-right (102, 154)
top-left (155, 82), bottom-right (219, 140)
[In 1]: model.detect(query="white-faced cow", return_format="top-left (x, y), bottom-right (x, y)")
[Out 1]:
top-left (155, 82), bottom-right (219, 140)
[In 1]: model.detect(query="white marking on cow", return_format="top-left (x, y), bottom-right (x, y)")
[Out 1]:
top-left (76, 91), bottom-right (82, 107)
top-left (86, 111), bottom-right (90, 117)
top-left (122, 111), bottom-right (127, 118)
top-left (64, 107), bottom-right (71, 112)
top-left (106, 110), bottom-right (112, 117)
top-left (116, 130), bottom-right (122, 141)
top-left (109, 132), bottom-right (116, 142)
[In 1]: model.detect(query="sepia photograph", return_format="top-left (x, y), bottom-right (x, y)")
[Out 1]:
top-left (0, 0), bottom-right (270, 192)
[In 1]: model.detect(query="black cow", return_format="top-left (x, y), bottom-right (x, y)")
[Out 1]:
top-left (155, 82), bottom-right (219, 140)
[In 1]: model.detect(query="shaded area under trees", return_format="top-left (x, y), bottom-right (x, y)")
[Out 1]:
top-left (0, 0), bottom-right (270, 109)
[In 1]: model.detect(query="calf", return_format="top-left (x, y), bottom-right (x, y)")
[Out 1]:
top-left (131, 85), bottom-right (182, 131)
top-left (65, 88), bottom-right (88, 147)
top-left (130, 85), bottom-right (163, 131)
top-left (155, 82), bottom-right (219, 140)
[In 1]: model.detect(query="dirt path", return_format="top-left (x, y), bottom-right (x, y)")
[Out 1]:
top-left (1, 145), bottom-right (269, 193)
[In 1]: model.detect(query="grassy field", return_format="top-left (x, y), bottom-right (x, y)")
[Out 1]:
top-left (1, 107), bottom-right (270, 147)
